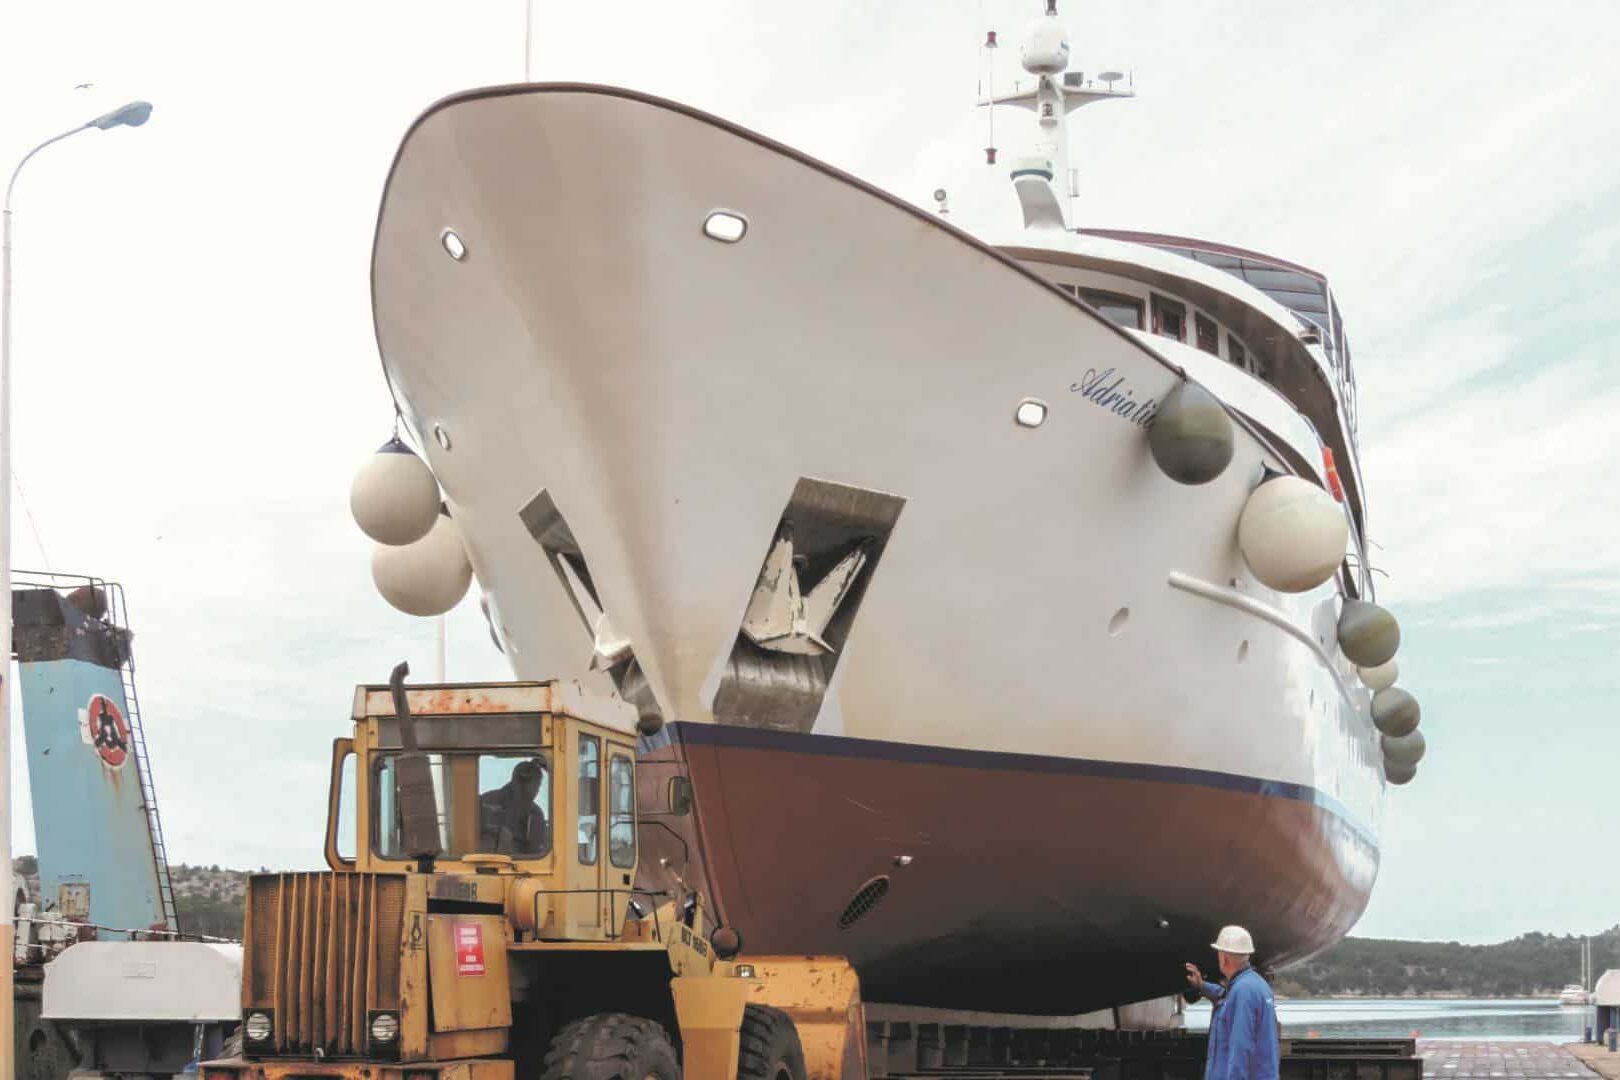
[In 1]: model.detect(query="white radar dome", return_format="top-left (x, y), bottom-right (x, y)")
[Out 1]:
top-left (1021, 17), bottom-right (1070, 75)
top-left (371, 509), bottom-right (473, 617)
top-left (351, 437), bottom-right (440, 546)
top-left (1237, 475), bottom-right (1348, 593)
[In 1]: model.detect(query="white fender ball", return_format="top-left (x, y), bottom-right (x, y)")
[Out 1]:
top-left (1357, 657), bottom-right (1399, 692)
top-left (1338, 600), bottom-right (1401, 668)
top-left (1371, 687), bottom-right (1420, 738)
top-left (371, 510), bottom-right (473, 616)
top-left (1237, 475), bottom-right (1349, 593)
top-left (1382, 729), bottom-right (1426, 767)
top-left (1384, 758), bottom-right (1417, 786)
top-left (351, 437), bottom-right (440, 546)
top-left (1148, 381), bottom-right (1234, 485)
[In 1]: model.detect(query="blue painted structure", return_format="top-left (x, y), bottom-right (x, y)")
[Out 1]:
top-left (13, 584), bottom-right (169, 935)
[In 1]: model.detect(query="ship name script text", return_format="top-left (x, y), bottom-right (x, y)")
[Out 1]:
top-left (1070, 368), bottom-right (1160, 428)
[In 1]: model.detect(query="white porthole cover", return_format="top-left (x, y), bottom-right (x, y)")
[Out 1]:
top-left (440, 228), bottom-right (467, 261)
top-left (703, 210), bottom-right (748, 243)
top-left (1015, 398), bottom-right (1048, 428)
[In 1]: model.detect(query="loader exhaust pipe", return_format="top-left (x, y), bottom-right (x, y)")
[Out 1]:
top-left (389, 661), bottom-right (444, 871)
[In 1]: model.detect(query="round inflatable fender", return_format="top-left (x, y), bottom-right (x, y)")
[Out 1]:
top-left (1371, 687), bottom-right (1420, 738)
top-left (1338, 600), bottom-right (1401, 668)
top-left (1237, 475), bottom-right (1348, 592)
top-left (1148, 381), bottom-right (1234, 485)
top-left (1357, 657), bottom-right (1399, 692)
top-left (1384, 758), bottom-right (1417, 786)
top-left (1381, 729), bottom-right (1426, 767)
top-left (351, 437), bottom-right (440, 546)
top-left (371, 509), bottom-right (473, 616)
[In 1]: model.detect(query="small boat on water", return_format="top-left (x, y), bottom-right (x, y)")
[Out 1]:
top-left (1559, 983), bottom-right (1593, 1007)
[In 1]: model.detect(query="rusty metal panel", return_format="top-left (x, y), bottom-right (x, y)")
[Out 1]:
top-left (399, 875), bottom-right (431, 1060)
top-left (425, 915), bottom-right (511, 1033)
top-left (243, 872), bottom-right (405, 1058)
top-left (354, 681), bottom-right (635, 737)
top-left (742, 955), bottom-right (867, 1080)
top-left (375, 877), bottom-right (405, 1009)
top-left (17, 656), bottom-right (165, 934)
top-left (244, 875), bottom-right (281, 1009)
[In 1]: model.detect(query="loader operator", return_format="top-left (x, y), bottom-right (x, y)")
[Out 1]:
top-left (1184, 925), bottom-right (1279, 1080)
top-left (478, 759), bottom-right (550, 855)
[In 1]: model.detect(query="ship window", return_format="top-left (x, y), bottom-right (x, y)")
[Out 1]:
top-left (1079, 289), bottom-right (1144, 330)
top-left (1150, 295), bottom-right (1186, 342)
top-left (608, 753), bottom-right (636, 869)
top-left (578, 734), bottom-right (600, 866)
top-left (1195, 313), bottom-right (1219, 355)
top-left (1228, 334), bottom-right (1252, 374)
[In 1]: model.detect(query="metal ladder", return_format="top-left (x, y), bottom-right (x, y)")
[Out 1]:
top-left (118, 641), bottom-right (180, 932)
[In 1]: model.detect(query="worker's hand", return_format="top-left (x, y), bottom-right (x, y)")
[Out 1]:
top-left (1185, 962), bottom-right (1204, 988)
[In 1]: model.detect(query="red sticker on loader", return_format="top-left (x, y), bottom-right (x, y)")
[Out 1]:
top-left (455, 924), bottom-right (486, 976)
top-left (84, 694), bottom-right (131, 769)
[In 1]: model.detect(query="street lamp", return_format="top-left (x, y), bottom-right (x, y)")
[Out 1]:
top-left (0, 100), bottom-right (152, 1080)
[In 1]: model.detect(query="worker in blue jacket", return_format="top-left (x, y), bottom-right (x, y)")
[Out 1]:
top-left (1184, 925), bottom-right (1280, 1080)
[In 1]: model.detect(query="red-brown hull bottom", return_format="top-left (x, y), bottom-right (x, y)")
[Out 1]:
top-left (640, 723), bottom-right (1377, 1016)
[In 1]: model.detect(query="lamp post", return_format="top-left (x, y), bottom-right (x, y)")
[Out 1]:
top-left (1, 99), bottom-right (151, 1080)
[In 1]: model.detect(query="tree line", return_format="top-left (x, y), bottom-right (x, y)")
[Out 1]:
top-left (1273, 928), bottom-right (1619, 997)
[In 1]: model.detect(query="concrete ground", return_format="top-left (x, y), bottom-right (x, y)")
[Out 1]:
top-left (1418, 1041), bottom-right (1596, 1078)
top-left (1564, 1042), bottom-right (1620, 1080)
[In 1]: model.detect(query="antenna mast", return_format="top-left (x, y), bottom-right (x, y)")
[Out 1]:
top-left (983, 30), bottom-right (998, 165)
top-left (978, 2), bottom-right (1134, 230)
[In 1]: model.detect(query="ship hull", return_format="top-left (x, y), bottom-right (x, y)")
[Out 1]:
top-left (655, 722), bottom-right (1373, 1014)
top-left (370, 84), bottom-right (1385, 1014)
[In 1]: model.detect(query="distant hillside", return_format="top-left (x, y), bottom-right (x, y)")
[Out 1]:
top-left (14, 857), bottom-right (251, 940)
top-left (167, 863), bottom-right (251, 938)
top-left (1274, 929), bottom-right (1618, 997)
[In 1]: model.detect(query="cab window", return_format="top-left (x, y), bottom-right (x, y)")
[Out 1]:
top-left (608, 753), bottom-right (636, 869)
top-left (578, 735), bottom-right (600, 865)
top-left (373, 751), bottom-right (552, 859)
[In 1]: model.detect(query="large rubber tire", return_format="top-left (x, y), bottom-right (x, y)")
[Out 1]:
top-left (540, 1012), bottom-right (680, 1080)
top-left (737, 1005), bottom-right (806, 1080)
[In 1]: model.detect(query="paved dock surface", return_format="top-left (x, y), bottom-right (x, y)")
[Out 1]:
top-left (1563, 1043), bottom-right (1620, 1080)
top-left (1420, 1042), bottom-right (1596, 1079)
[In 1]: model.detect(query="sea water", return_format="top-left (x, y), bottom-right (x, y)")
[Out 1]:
top-left (1182, 999), bottom-right (1590, 1042)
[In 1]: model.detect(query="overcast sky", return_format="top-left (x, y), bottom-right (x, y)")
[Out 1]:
top-left (2, 1), bottom-right (1618, 948)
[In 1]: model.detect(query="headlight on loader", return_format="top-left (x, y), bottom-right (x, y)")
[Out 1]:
top-left (370, 1012), bottom-right (400, 1043)
top-left (244, 1011), bottom-right (273, 1044)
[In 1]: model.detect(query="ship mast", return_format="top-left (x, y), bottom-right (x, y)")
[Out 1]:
top-left (982, 2), bottom-right (1133, 231)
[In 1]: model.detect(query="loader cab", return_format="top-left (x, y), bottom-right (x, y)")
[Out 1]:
top-left (324, 681), bottom-right (642, 935)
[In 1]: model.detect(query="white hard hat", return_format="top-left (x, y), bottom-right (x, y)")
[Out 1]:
top-left (1211, 925), bottom-right (1255, 954)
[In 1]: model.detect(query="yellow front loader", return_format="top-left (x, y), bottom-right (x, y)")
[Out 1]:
top-left (201, 665), bottom-right (866, 1080)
